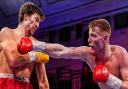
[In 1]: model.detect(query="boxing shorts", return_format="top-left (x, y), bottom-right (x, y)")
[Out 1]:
top-left (0, 73), bottom-right (32, 89)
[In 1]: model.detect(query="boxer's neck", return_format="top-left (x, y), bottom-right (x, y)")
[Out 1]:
top-left (96, 44), bottom-right (112, 63)
top-left (15, 23), bottom-right (27, 37)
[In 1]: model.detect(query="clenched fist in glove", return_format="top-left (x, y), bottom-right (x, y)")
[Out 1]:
top-left (28, 51), bottom-right (49, 63)
top-left (93, 64), bottom-right (122, 89)
top-left (17, 37), bottom-right (46, 54)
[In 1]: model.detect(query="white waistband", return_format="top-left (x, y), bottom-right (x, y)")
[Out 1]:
top-left (0, 73), bottom-right (29, 83)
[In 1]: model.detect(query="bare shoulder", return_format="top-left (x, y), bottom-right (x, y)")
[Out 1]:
top-left (112, 45), bottom-right (128, 65)
top-left (0, 27), bottom-right (12, 39)
top-left (0, 27), bottom-right (11, 50)
top-left (1, 27), bottom-right (11, 33)
top-left (112, 45), bottom-right (127, 54)
top-left (114, 46), bottom-right (128, 81)
top-left (0, 27), bottom-right (14, 50)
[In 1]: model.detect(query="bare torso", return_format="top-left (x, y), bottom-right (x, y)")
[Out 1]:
top-left (0, 28), bottom-right (35, 78)
top-left (84, 46), bottom-right (121, 89)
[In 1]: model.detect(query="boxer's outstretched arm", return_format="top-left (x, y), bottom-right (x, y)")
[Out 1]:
top-left (18, 37), bottom-right (89, 60)
top-left (44, 43), bottom-right (88, 59)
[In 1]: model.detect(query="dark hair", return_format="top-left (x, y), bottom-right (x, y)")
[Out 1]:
top-left (89, 19), bottom-right (111, 35)
top-left (19, 2), bottom-right (44, 23)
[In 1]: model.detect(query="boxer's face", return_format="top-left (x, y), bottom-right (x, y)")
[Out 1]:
top-left (24, 13), bottom-right (42, 36)
top-left (88, 26), bottom-right (106, 53)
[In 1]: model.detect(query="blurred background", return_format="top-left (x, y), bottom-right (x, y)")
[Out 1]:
top-left (0, 0), bottom-right (128, 89)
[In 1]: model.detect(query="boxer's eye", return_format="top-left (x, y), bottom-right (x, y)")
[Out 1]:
top-left (35, 17), bottom-right (40, 23)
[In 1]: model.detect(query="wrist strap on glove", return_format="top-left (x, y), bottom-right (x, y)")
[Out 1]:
top-left (32, 40), bottom-right (46, 51)
top-left (106, 74), bottom-right (122, 89)
top-left (28, 51), bottom-right (36, 62)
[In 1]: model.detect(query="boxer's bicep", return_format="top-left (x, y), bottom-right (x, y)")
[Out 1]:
top-left (120, 66), bottom-right (128, 88)
top-left (120, 58), bottom-right (128, 80)
top-left (119, 54), bottom-right (128, 88)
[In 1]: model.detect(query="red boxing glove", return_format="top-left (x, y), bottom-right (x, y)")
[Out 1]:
top-left (93, 64), bottom-right (109, 82)
top-left (17, 37), bottom-right (46, 54)
top-left (17, 37), bottom-right (32, 54)
top-left (93, 64), bottom-right (122, 89)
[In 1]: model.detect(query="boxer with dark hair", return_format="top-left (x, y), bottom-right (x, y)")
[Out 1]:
top-left (19, 19), bottom-right (128, 89)
top-left (0, 2), bottom-right (49, 89)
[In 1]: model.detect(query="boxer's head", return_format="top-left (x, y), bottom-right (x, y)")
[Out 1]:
top-left (19, 2), bottom-right (45, 36)
top-left (88, 19), bottom-right (111, 52)
top-left (19, 2), bottom-right (44, 23)
top-left (88, 19), bottom-right (111, 36)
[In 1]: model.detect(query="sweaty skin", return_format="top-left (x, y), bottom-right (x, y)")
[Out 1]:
top-left (0, 12), bottom-right (49, 89)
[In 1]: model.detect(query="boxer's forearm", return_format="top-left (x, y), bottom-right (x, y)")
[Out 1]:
top-left (36, 63), bottom-right (50, 89)
top-left (45, 44), bottom-right (83, 59)
top-left (45, 43), bottom-right (88, 60)
top-left (38, 77), bottom-right (49, 89)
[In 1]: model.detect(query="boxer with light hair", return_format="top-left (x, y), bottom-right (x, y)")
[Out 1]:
top-left (18, 19), bottom-right (128, 89)
top-left (0, 2), bottom-right (49, 89)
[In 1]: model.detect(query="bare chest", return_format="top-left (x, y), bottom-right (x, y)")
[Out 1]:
top-left (86, 54), bottom-right (120, 77)
top-left (85, 55), bottom-right (121, 89)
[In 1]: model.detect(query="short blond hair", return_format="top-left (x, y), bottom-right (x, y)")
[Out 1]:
top-left (89, 19), bottom-right (111, 36)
